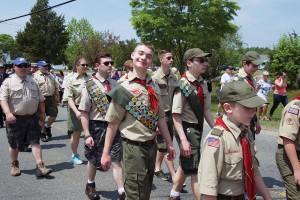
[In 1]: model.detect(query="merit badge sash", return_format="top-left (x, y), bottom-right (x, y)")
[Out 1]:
top-left (86, 79), bottom-right (109, 117)
top-left (107, 85), bottom-right (159, 131)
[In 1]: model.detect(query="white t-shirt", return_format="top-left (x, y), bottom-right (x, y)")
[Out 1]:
top-left (220, 73), bottom-right (233, 88)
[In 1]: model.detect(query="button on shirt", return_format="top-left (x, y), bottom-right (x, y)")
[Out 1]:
top-left (199, 115), bottom-right (260, 196)
top-left (79, 73), bottom-right (118, 121)
top-left (0, 74), bottom-right (45, 115)
top-left (33, 71), bottom-right (58, 96)
top-left (105, 73), bottom-right (165, 142)
top-left (172, 71), bottom-right (210, 124)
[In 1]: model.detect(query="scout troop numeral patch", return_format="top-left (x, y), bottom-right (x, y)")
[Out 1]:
top-left (125, 96), bottom-right (158, 130)
top-left (288, 107), bottom-right (299, 115)
top-left (87, 85), bottom-right (109, 116)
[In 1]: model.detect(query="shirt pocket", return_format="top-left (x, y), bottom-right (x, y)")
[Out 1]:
top-left (10, 85), bottom-right (23, 99)
top-left (28, 84), bottom-right (39, 98)
top-left (221, 152), bottom-right (243, 181)
top-left (158, 84), bottom-right (168, 96)
top-left (72, 81), bottom-right (84, 97)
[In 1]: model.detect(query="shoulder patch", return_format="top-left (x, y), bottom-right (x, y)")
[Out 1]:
top-left (293, 101), bottom-right (300, 107)
top-left (207, 137), bottom-right (219, 148)
top-left (286, 118), bottom-right (294, 125)
top-left (288, 107), bottom-right (299, 115)
top-left (211, 128), bottom-right (224, 137)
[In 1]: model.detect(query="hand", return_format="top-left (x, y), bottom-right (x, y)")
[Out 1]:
top-left (85, 137), bottom-right (94, 148)
top-left (6, 113), bottom-right (16, 124)
top-left (39, 113), bottom-right (46, 123)
top-left (294, 169), bottom-right (300, 185)
top-left (180, 140), bottom-right (191, 158)
top-left (101, 153), bottom-right (112, 170)
top-left (155, 127), bottom-right (161, 135)
top-left (76, 111), bottom-right (81, 120)
top-left (166, 145), bottom-right (176, 160)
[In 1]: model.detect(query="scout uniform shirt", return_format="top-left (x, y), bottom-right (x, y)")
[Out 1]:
top-left (63, 72), bottom-right (91, 105)
top-left (199, 115), bottom-right (260, 196)
top-left (0, 74), bottom-right (45, 116)
top-left (172, 71), bottom-right (210, 124)
top-left (277, 99), bottom-right (300, 150)
top-left (78, 73), bottom-right (118, 121)
top-left (33, 70), bottom-right (58, 96)
top-left (105, 73), bottom-right (165, 142)
top-left (233, 68), bottom-right (256, 88)
top-left (152, 68), bottom-right (177, 112)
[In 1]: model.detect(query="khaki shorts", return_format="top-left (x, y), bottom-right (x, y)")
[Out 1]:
top-left (67, 106), bottom-right (83, 132)
top-left (155, 111), bottom-right (174, 152)
top-left (44, 95), bottom-right (58, 117)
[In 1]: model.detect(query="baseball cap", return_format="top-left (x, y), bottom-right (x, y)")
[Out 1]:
top-left (184, 48), bottom-right (212, 62)
top-left (225, 65), bottom-right (232, 70)
top-left (220, 81), bottom-right (266, 108)
top-left (243, 51), bottom-right (263, 65)
top-left (262, 71), bottom-right (269, 76)
top-left (37, 60), bottom-right (48, 67)
top-left (14, 57), bottom-right (29, 65)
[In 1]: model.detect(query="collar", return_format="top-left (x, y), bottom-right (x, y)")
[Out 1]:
top-left (127, 71), bottom-right (152, 83)
top-left (184, 71), bottom-right (204, 83)
top-left (94, 73), bottom-right (110, 83)
top-left (238, 68), bottom-right (249, 78)
top-left (74, 72), bottom-right (88, 79)
top-left (157, 67), bottom-right (177, 80)
top-left (222, 115), bottom-right (246, 139)
top-left (14, 74), bottom-right (28, 83)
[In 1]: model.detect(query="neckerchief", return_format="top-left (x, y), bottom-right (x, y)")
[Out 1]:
top-left (181, 73), bottom-right (204, 105)
top-left (246, 76), bottom-right (254, 88)
top-left (294, 94), bottom-right (300, 100)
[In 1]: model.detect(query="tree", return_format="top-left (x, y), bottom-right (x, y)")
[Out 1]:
top-left (270, 31), bottom-right (300, 88)
top-left (130, 0), bottom-right (240, 73)
top-left (16, 0), bottom-right (69, 64)
top-left (110, 39), bottom-right (138, 68)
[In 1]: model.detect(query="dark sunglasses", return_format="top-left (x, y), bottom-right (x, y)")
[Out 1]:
top-left (80, 64), bottom-right (89, 67)
top-left (103, 61), bottom-right (114, 66)
top-left (166, 56), bottom-right (173, 60)
top-left (16, 64), bottom-right (29, 68)
top-left (193, 57), bottom-right (209, 64)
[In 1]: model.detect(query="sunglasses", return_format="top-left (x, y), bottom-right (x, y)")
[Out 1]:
top-left (16, 64), bottom-right (30, 68)
top-left (166, 56), bottom-right (173, 60)
top-left (103, 61), bottom-right (114, 66)
top-left (80, 64), bottom-right (89, 67)
top-left (193, 57), bottom-right (209, 64)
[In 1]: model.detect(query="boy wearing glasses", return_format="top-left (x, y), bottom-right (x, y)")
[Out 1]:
top-left (152, 50), bottom-right (177, 182)
top-left (79, 53), bottom-right (125, 200)
top-left (169, 48), bottom-right (215, 200)
top-left (101, 43), bottom-right (176, 200)
top-left (33, 60), bottom-right (59, 142)
top-left (0, 57), bottom-right (52, 177)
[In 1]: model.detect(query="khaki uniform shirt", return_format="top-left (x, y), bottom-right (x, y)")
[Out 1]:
top-left (172, 71), bottom-right (210, 123)
top-left (63, 73), bottom-right (90, 105)
top-left (78, 73), bottom-right (118, 121)
top-left (33, 70), bottom-right (58, 96)
top-left (277, 99), bottom-right (300, 151)
top-left (199, 115), bottom-right (260, 196)
top-left (105, 73), bottom-right (165, 142)
top-left (233, 68), bottom-right (257, 88)
top-left (152, 68), bottom-right (178, 112)
top-left (0, 74), bottom-right (45, 115)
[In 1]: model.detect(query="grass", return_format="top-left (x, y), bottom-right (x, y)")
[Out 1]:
top-left (210, 85), bottom-right (299, 131)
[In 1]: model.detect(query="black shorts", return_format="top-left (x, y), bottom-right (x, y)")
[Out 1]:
top-left (6, 114), bottom-right (40, 151)
top-left (84, 120), bottom-right (122, 167)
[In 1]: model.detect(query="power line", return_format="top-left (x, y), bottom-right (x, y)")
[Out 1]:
top-left (0, 0), bottom-right (77, 24)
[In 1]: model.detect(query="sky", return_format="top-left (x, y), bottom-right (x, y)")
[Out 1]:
top-left (0, 0), bottom-right (299, 48)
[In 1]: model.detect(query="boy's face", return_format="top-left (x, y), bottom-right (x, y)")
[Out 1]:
top-left (242, 61), bottom-right (258, 76)
top-left (131, 45), bottom-right (154, 72)
top-left (96, 57), bottom-right (113, 76)
top-left (187, 57), bottom-right (208, 75)
top-left (160, 53), bottom-right (173, 68)
top-left (225, 102), bottom-right (257, 126)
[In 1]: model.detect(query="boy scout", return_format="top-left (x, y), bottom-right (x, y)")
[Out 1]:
top-left (79, 53), bottom-right (125, 200)
top-left (101, 43), bottom-right (176, 200)
top-left (33, 60), bottom-right (59, 142)
top-left (0, 57), bottom-right (52, 177)
top-left (152, 50), bottom-right (177, 181)
top-left (276, 74), bottom-right (300, 199)
top-left (199, 81), bottom-right (271, 200)
top-left (169, 48), bottom-right (214, 200)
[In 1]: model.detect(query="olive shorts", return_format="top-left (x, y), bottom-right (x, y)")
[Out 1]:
top-left (67, 106), bottom-right (83, 132)
top-left (44, 95), bottom-right (58, 117)
top-left (155, 111), bottom-right (174, 152)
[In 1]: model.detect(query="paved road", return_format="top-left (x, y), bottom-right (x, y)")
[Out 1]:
top-left (0, 107), bottom-right (286, 199)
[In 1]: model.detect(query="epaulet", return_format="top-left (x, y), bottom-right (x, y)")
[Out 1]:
top-left (293, 101), bottom-right (300, 107)
top-left (211, 127), bottom-right (224, 137)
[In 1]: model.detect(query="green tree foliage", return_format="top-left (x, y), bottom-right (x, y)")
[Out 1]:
top-left (130, 0), bottom-right (240, 73)
top-left (16, 0), bottom-right (69, 64)
top-left (270, 32), bottom-right (300, 88)
top-left (110, 39), bottom-right (138, 68)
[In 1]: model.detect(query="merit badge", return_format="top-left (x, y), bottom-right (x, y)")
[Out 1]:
top-left (207, 137), bottom-right (219, 148)
top-left (286, 118), bottom-right (294, 125)
top-left (288, 107), bottom-right (299, 115)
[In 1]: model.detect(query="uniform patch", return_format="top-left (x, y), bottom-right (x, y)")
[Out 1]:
top-left (207, 137), bottom-right (219, 148)
top-left (288, 107), bottom-right (299, 115)
top-left (129, 88), bottom-right (142, 97)
top-left (286, 118), bottom-right (294, 125)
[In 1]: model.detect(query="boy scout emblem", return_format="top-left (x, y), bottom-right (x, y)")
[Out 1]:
top-left (288, 107), bottom-right (299, 115)
top-left (286, 118), bottom-right (294, 125)
top-left (86, 81), bottom-right (109, 116)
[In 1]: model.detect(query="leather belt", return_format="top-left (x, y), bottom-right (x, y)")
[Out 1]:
top-left (122, 138), bottom-right (155, 147)
top-left (218, 194), bottom-right (244, 200)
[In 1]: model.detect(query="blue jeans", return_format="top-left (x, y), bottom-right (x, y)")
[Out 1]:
top-left (269, 94), bottom-right (288, 117)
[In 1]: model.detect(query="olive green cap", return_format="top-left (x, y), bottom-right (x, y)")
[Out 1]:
top-left (184, 48), bottom-right (212, 61)
top-left (220, 81), bottom-right (266, 108)
top-left (243, 51), bottom-right (263, 65)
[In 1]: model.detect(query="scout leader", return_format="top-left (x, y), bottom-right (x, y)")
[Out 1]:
top-left (169, 48), bottom-right (214, 200)
top-left (101, 43), bottom-right (176, 200)
top-left (199, 81), bottom-right (271, 200)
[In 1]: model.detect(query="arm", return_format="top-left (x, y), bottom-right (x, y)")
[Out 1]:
top-left (80, 111), bottom-right (94, 148)
top-left (275, 78), bottom-right (283, 87)
top-left (38, 101), bottom-right (46, 124)
top-left (68, 99), bottom-right (81, 119)
top-left (173, 113), bottom-right (191, 158)
top-left (255, 175), bottom-right (272, 200)
top-left (157, 118), bottom-right (176, 160)
top-left (283, 137), bottom-right (300, 185)
top-left (203, 195), bottom-right (217, 200)
top-left (204, 108), bottom-right (214, 128)
top-left (0, 100), bottom-right (16, 124)
top-left (101, 122), bottom-right (119, 170)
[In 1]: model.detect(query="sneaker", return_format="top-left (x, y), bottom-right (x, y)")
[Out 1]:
top-left (11, 160), bottom-right (21, 176)
top-left (154, 170), bottom-right (169, 181)
top-left (40, 133), bottom-right (48, 142)
top-left (71, 154), bottom-right (83, 165)
top-left (85, 182), bottom-right (100, 200)
top-left (169, 196), bottom-right (181, 200)
top-left (45, 126), bottom-right (52, 138)
top-left (119, 192), bottom-right (126, 200)
top-left (36, 161), bottom-right (52, 177)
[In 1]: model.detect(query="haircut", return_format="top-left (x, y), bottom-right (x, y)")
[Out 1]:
top-left (158, 50), bottom-right (171, 59)
top-left (134, 43), bottom-right (155, 53)
top-left (123, 60), bottom-right (133, 73)
top-left (277, 71), bottom-right (286, 77)
top-left (58, 70), bottom-right (64, 76)
top-left (94, 53), bottom-right (111, 64)
top-left (73, 57), bottom-right (87, 72)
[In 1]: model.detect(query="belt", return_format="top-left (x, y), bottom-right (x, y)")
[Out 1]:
top-left (218, 194), bottom-right (244, 200)
top-left (182, 121), bottom-right (200, 130)
top-left (122, 138), bottom-right (155, 147)
top-left (15, 114), bottom-right (35, 118)
top-left (165, 111), bottom-right (172, 116)
top-left (278, 144), bottom-right (284, 149)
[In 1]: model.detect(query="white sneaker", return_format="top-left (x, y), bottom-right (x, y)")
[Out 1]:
top-left (71, 154), bottom-right (83, 165)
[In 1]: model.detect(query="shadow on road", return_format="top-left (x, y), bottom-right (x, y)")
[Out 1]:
top-left (47, 161), bottom-right (74, 173)
top-left (99, 190), bottom-right (119, 200)
top-left (263, 176), bottom-right (284, 187)
top-left (41, 143), bottom-right (66, 149)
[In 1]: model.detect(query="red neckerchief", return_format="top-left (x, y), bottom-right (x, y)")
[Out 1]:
top-left (181, 73), bottom-right (204, 105)
top-left (92, 74), bottom-right (111, 92)
top-left (214, 116), bottom-right (256, 200)
top-left (294, 94), bottom-right (300, 100)
top-left (246, 76), bottom-right (254, 88)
